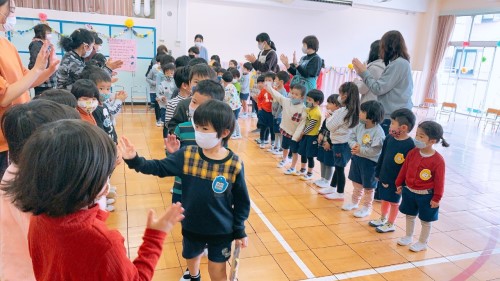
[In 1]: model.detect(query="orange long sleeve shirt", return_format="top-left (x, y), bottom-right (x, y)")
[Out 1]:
top-left (257, 89), bottom-right (273, 112)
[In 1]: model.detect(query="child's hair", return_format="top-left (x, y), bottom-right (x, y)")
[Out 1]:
top-left (390, 108), bottom-right (416, 132)
top-left (189, 64), bottom-right (217, 82)
top-left (193, 100), bottom-right (235, 143)
top-left (158, 54), bottom-right (176, 66)
top-left (155, 54), bottom-right (165, 63)
top-left (175, 55), bottom-right (191, 68)
top-left (368, 40), bottom-right (381, 64)
top-left (211, 55), bottom-right (221, 63)
top-left (71, 79), bottom-right (99, 100)
top-left (2, 120), bottom-right (116, 217)
top-left (307, 89), bottom-right (324, 104)
top-left (276, 71), bottom-right (290, 84)
top-left (360, 100), bottom-right (384, 124)
top-left (229, 60), bottom-right (238, 67)
top-left (418, 121), bottom-right (450, 147)
top-left (264, 72), bottom-right (276, 81)
top-left (326, 94), bottom-right (341, 107)
top-left (161, 62), bottom-right (176, 73)
top-left (291, 84), bottom-right (307, 97)
top-left (1, 100), bottom-right (81, 164)
top-left (230, 68), bottom-right (241, 79)
top-left (338, 82), bottom-right (360, 128)
top-left (33, 24), bottom-right (52, 40)
top-left (194, 34), bottom-right (204, 41)
top-left (212, 61), bottom-right (221, 68)
top-left (218, 68), bottom-right (227, 74)
top-left (222, 71), bottom-right (234, 83)
top-left (188, 46), bottom-right (200, 55)
top-left (59, 28), bottom-right (95, 52)
top-left (93, 33), bottom-right (103, 45)
top-left (193, 80), bottom-right (225, 101)
top-left (88, 53), bottom-right (107, 68)
top-left (242, 62), bottom-right (253, 72)
top-left (188, 57), bottom-right (208, 66)
top-left (80, 65), bottom-right (111, 84)
top-left (33, 89), bottom-right (78, 108)
top-left (256, 75), bottom-right (265, 83)
top-left (174, 66), bottom-right (191, 88)
top-left (302, 35), bottom-right (319, 52)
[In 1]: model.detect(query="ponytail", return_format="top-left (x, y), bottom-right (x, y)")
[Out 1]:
top-left (269, 40), bottom-right (277, 51)
top-left (417, 121), bottom-right (449, 148)
top-left (440, 137), bottom-right (450, 147)
top-left (59, 28), bottom-right (95, 52)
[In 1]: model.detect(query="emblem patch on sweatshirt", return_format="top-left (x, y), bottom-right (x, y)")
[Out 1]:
top-left (212, 175), bottom-right (229, 193)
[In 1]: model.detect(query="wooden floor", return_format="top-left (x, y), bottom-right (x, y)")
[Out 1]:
top-left (110, 106), bottom-right (500, 281)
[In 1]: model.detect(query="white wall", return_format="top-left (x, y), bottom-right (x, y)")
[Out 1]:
top-left (186, 0), bottom-right (423, 69)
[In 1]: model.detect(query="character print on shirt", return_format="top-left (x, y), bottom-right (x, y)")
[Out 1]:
top-left (394, 153), bottom-right (405, 165)
top-left (222, 247), bottom-right (231, 258)
top-left (420, 169), bottom-right (432, 181)
top-left (212, 175), bottom-right (229, 194)
top-left (362, 133), bottom-right (372, 146)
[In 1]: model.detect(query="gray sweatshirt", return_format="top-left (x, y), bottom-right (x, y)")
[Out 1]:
top-left (359, 57), bottom-right (413, 118)
top-left (348, 123), bottom-right (385, 163)
top-left (355, 59), bottom-right (385, 104)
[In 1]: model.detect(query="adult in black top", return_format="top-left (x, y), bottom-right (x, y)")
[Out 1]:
top-left (245, 32), bottom-right (278, 73)
top-left (28, 24), bottom-right (56, 95)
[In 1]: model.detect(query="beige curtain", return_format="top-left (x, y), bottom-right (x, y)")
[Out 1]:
top-left (15, 0), bottom-right (133, 16)
top-left (423, 15), bottom-right (456, 100)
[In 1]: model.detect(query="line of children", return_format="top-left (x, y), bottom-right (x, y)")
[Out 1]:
top-left (342, 100), bottom-right (385, 218)
top-left (156, 63), bottom-right (177, 127)
top-left (257, 72), bottom-right (276, 148)
top-left (120, 100), bottom-right (250, 281)
top-left (239, 62), bottom-right (253, 118)
top-left (268, 71), bottom-right (290, 154)
top-left (314, 94), bottom-right (342, 188)
top-left (222, 71), bottom-right (243, 139)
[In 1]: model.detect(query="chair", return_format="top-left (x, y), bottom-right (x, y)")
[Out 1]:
top-left (481, 108), bottom-right (500, 132)
top-left (436, 102), bottom-right (457, 122)
top-left (418, 98), bottom-right (438, 117)
top-left (130, 85), bottom-right (149, 113)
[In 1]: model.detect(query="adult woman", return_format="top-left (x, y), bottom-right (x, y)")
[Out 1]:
top-left (0, 0), bottom-right (58, 177)
top-left (84, 33), bottom-right (103, 62)
top-left (28, 23), bottom-right (57, 95)
top-left (245, 32), bottom-right (279, 73)
top-left (354, 40), bottom-right (386, 104)
top-left (281, 35), bottom-right (322, 94)
top-left (194, 34), bottom-right (209, 61)
top-left (146, 44), bottom-right (168, 77)
top-left (57, 28), bottom-right (122, 90)
top-left (352, 30), bottom-right (413, 135)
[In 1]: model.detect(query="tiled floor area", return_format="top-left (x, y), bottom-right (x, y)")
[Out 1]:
top-left (110, 106), bottom-right (500, 281)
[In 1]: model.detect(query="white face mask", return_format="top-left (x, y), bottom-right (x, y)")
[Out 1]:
top-left (45, 33), bottom-right (53, 41)
top-left (337, 96), bottom-right (344, 104)
top-left (258, 42), bottom-right (264, 51)
top-left (301, 46), bottom-right (307, 54)
top-left (78, 99), bottom-right (98, 113)
top-left (195, 42), bottom-right (203, 47)
top-left (83, 48), bottom-right (93, 58)
top-left (265, 81), bottom-right (273, 88)
top-left (195, 130), bottom-right (221, 149)
top-left (188, 105), bottom-right (196, 118)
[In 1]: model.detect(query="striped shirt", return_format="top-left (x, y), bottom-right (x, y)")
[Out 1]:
top-left (326, 107), bottom-right (353, 144)
top-left (171, 121), bottom-right (197, 195)
top-left (165, 94), bottom-right (189, 125)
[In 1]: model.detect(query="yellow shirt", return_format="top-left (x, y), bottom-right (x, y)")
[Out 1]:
top-left (306, 106), bottom-right (322, 136)
top-left (0, 38), bottom-right (31, 152)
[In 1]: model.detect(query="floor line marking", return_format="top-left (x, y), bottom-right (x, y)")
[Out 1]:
top-left (250, 200), bottom-right (316, 279)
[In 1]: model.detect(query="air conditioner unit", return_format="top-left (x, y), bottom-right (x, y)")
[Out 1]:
top-left (302, 0), bottom-right (353, 6)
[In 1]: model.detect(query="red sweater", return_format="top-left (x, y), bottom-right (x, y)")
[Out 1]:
top-left (28, 205), bottom-right (166, 281)
top-left (395, 148), bottom-right (445, 203)
top-left (257, 89), bottom-right (273, 112)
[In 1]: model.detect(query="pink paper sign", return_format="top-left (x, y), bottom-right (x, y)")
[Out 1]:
top-left (109, 38), bottom-right (137, 72)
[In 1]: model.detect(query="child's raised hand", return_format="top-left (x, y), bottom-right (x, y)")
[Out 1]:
top-left (396, 186), bottom-right (402, 194)
top-left (292, 51), bottom-right (297, 65)
top-left (164, 134), bottom-right (180, 154)
top-left (430, 200), bottom-right (439, 208)
top-left (146, 202), bottom-right (185, 233)
top-left (116, 91), bottom-right (128, 101)
top-left (118, 136), bottom-right (137, 160)
top-left (235, 237), bottom-right (248, 249)
top-left (280, 54), bottom-right (289, 66)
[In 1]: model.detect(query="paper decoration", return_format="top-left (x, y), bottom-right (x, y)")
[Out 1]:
top-left (482, 56), bottom-right (487, 63)
top-left (347, 63), bottom-right (354, 70)
top-left (124, 18), bottom-right (134, 28)
top-left (38, 13), bottom-right (48, 22)
top-left (462, 41), bottom-right (470, 47)
top-left (461, 67), bottom-right (468, 74)
top-left (497, 41), bottom-right (500, 47)
top-left (109, 38), bottom-right (137, 72)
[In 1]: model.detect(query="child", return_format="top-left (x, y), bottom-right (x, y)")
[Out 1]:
top-left (369, 108), bottom-right (416, 233)
top-left (266, 84), bottom-right (307, 170)
top-left (249, 72), bottom-right (261, 119)
top-left (257, 72), bottom-right (276, 149)
top-left (33, 88), bottom-right (78, 108)
top-left (2, 119), bottom-right (184, 281)
top-left (228, 59), bottom-right (238, 69)
top-left (165, 66), bottom-right (191, 127)
top-left (156, 63), bottom-right (177, 127)
top-left (146, 54), bottom-right (162, 110)
top-left (342, 100), bottom-right (385, 218)
top-left (396, 121), bottom-right (449, 252)
top-left (216, 68), bottom-right (226, 83)
top-left (120, 100), bottom-right (250, 281)
top-left (222, 71), bottom-right (242, 139)
top-left (240, 62), bottom-right (253, 118)
top-left (230, 68), bottom-right (242, 94)
top-left (269, 71), bottom-right (290, 155)
top-left (294, 89), bottom-right (324, 180)
top-left (0, 100), bottom-right (80, 281)
top-left (323, 82), bottom-right (360, 200)
top-left (315, 94), bottom-right (342, 190)
top-left (71, 79), bottom-right (99, 125)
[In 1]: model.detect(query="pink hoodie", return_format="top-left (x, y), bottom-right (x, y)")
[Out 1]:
top-left (0, 164), bottom-right (35, 281)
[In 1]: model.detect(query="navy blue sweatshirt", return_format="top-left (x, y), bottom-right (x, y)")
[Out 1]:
top-left (124, 146), bottom-right (250, 243)
top-left (287, 53), bottom-right (322, 78)
top-left (375, 136), bottom-right (415, 185)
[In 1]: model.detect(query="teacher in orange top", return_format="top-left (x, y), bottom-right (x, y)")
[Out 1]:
top-left (0, 0), bottom-right (60, 177)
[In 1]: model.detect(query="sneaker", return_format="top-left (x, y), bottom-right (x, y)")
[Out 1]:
top-left (263, 140), bottom-right (270, 144)
top-left (179, 268), bottom-right (191, 281)
top-left (313, 178), bottom-right (325, 186)
top-left (106, 190), bottom-right (117, 199)
top-left (376, 223), bottom-right (396, 233)
top-left (272, 149), bottom-right (282, 155)
top-left (369, 217), bottom-right (388, 227)
top-left (294, 169), bottom-right (306, 176)
top-left (317, 186), bottom-right (336, 195)
top-left (277, 159), bottom-right (288, 168)
top-left (106, 198), bottom-right (115, 205)
top-left (259, 143), bottom-right (266, 149)
top-left (267, 147), bottom-right (276, 153)
top-left (324, 192), bottom-right (344, 200)
top-left (341, 202), bottom-right (359, 211)
top-left (240, 113), bottom-right (247, 118)
top-left (155, 121), bottom-right (162, 127)
top-left (354, 207), bottom-right (372, 218)
top-left (284, 168), bottom-right (296, 175)
top-left (231, 134), bottom-right (242, 140)
top-left (301, 173), bottom-right (313, 181)
top-left (316, 180), bottom-right (331, 189)
top-left (106, 205), bottom-right (115, 212)
top-left (251, 112), bottom-right (257, 118)
top-left (109, 186), bottom-right (117, 193)
top-left (409, 241), bottom-right (428, 252)
top-left (255, 138), bottom-right (262, 144)
top-left (397, 236), bottom-right (413, 246)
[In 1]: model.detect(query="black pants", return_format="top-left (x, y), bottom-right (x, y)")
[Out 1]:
top-left (259, 110), bottom-right (275, 142)
top-left (373, 118), bottom-right (391, 200)
top-left (330, 166), bottom-right (346, 193)
top-left (301, 156), bottom-right (315, 169)
top-left (251, 98), bottom-right (258, 113)
top-left (34, 86), bottom-right (53, 96)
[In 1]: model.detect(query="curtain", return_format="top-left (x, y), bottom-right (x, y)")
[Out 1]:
top-left (15, 0), bottom-right (133, 17)
top-left (423, 15), bottom-right (456, 101)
